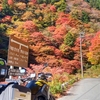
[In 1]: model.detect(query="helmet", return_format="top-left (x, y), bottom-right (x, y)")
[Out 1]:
top-left (0, 58), bottom-right (8, 80)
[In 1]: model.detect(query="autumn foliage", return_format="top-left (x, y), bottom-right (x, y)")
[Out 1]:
top-left (8, 0), bottom-right (13, 5)
top-left (0, 0), bottom-right (100, 76)
top-left (23, 21), bottom-right (38, 33)
top-left (87, 31), bottom-right (100, 64)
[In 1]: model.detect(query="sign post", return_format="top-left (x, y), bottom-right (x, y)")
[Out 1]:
top-left (7, 35), bottom-right (29, 78)
top-left (80, 32), bottom-right (85, 78)
top-left (9, 66), bottom-right (13, 79)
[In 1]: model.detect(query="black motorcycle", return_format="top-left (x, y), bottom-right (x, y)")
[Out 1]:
top-left (25, 65), bottom-right (55, 100)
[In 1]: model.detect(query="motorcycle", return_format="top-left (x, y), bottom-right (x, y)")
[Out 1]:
top-left (24, 64), bottom-right (55, 100)
top-left (0, 58), bottom-right (31, 100)
top-left (0, 57), bottom-right (55, 100)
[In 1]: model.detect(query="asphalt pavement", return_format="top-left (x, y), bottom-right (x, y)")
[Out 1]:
top-left (57, 78), bottom-right (100, 100)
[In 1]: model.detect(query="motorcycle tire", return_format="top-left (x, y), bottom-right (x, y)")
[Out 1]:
top-left (38, 97), bottom-right (45, 100)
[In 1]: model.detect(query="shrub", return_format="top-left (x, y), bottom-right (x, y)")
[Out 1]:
top-left (50, 81), bottom-right (63, 94)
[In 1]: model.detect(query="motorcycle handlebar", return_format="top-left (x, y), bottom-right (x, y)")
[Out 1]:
top-left (45, 73), bottom-right (52, 77)
top-left (38, 72), bottom-right (52, 76)
top-left (20, 77), bottom-right (32, 82)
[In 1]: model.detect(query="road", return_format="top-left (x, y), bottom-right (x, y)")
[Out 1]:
top-left (57, 78), bottom-right (100, 100)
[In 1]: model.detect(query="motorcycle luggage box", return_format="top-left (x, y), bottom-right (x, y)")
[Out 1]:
top-left (0, 83), bottom-right (31, 100)
top-left (12, 84), bottom-right (31, 100)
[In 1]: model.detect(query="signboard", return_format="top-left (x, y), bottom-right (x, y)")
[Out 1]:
top-left (7, 35), bottom-right (29, 68)
top-left (8, 69), bottom-right (25, 76)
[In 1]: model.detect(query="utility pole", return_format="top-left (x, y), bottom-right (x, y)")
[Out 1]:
top-left (80, 32), bottom-right (85, 78)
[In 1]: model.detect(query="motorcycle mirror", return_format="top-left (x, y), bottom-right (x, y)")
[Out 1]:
top-left (0, 58), bottom-right (8, 79)
top-left (20, 69), bottom-right (26, 74)
top-left (0, 58), bottom-right (6, 66)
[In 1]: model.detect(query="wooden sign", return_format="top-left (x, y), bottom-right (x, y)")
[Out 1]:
top-left (7, 35), bottom-right (29, 68)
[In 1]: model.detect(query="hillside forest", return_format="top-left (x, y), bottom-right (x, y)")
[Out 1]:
top-left (0, 0), bottom-right (100, 95)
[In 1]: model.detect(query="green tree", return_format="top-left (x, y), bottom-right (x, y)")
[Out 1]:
top-left (0, 0), bottom-right (13, 17)
top-left (87, 0), bottom-right (100, 10)
top-left (37, 0), bottom-right (51, 4)
top-left (81, 11), bottom-right (90, 23)
top-left (64, 32), bottom-right (75, 47)
top-left (54, 0), bottom-right (66, 12)
top-left (85, 0), bottom-right (90, 2)
top-left (51, 0), bottom-right (60, 4)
